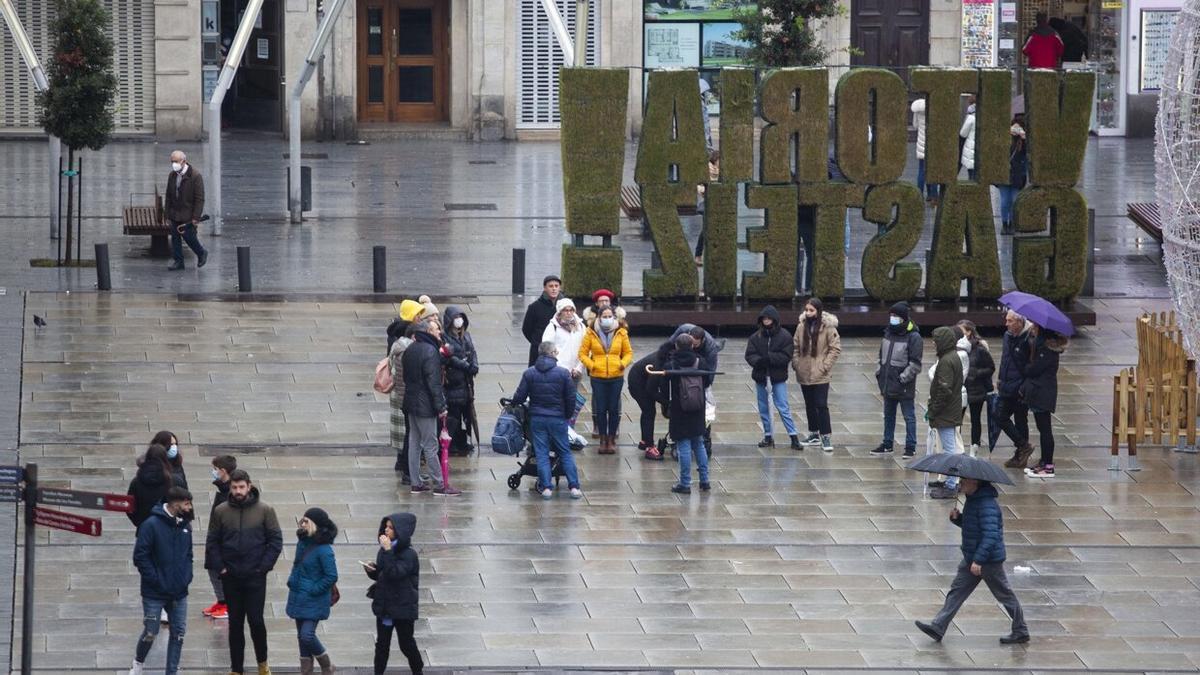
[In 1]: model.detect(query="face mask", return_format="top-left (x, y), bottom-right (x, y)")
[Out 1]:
top-left (600, 317), bottom-right (616, 331)
top-left (889, 316), bottom-right (902, 326)
top-left (211, 468), bottom-right (221, 481)
top-left (296, 527), bottom-right (309, 539)
top-left (167, 444), bottom-right (178, 459)
top-left (177, 509), bottom-right (194, 522)
top-left (452, 317), bottom-right (464, 329)
top-left (957, 337), bottom-right (971, 351)
top-left (171, 162), bottom-right (182, 173)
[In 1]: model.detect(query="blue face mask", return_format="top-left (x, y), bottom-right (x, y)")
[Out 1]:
top-left (889, 316), bottom-right (902, 326)
top-left (167, 444), bottom-right (179, 459)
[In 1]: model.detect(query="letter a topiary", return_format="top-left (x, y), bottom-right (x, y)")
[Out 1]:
top-left (702, 182), bottom-right (739, 298)
top-left (835, 68), bottom-right (907, 185)
top-left (636, 70), bottom-right (709, 206)
top-left (927, 183), bottom-right (1002, 301)
top-left (718, 68), bottom-right (756, 183)
top-left (910, 68), bottom-right (978, 186)
top-left (1011, 186), bottom-right (1089, 301)
top-left (743, 184), bottom-right (799, 301)
top-left (642, 184), bottom-right (699, 298)
top-left (559, 67), bottom-right (629, 236)
top-left (759, 68), bottom-right (829, 184)
top-left (861, 182), bottom-right (924, 303)
top-left (561, 245), bottom-right (623, 299)
top-left (1025, 70), bottom-right (1095, 187)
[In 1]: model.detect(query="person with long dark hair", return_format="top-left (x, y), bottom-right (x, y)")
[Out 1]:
top-left (791, 299), bottom-right (841, 452)
top-left (128, 444), bottom-right (175, 530)
top-left (956, 320), bottom-right (995, 455)
top-left (150, 430), bottom-right (188, 490)
top-left (1023, 323), bottom-right (1067, 478)
top-left (998, 113), bottom-right (1027, 235)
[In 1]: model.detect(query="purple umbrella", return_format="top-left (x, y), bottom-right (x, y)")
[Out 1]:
top-left (998, 291), bottom-right (1076, 336)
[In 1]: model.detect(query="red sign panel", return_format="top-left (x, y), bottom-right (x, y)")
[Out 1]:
top-left (33, 507), bottom-right (102, 537)
top-left (36, 488), bottom-right (134, 513)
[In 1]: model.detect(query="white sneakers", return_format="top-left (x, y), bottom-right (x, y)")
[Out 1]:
top-left (129, 662), bottom-right (143, 675)
top-left (541, 488), bottom-right (552, 500)
top-left (570, 488), bottom-right (583, 499)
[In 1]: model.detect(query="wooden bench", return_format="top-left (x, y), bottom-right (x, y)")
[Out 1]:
top-left (123, 191), bottom-right (171, 257)
top-left (619, 184), bottom-right (699, 220)
top-left (1127, 202), bottom-right (1163, 243)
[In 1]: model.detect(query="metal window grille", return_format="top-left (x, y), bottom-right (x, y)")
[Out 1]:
top-left (517, 0), bottom-right (598, 128)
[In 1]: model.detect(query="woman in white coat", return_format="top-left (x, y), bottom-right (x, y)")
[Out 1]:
top-left (542, 298), bottom-right (586, 380)
top-left (960, 101), bottom-right (977, 181)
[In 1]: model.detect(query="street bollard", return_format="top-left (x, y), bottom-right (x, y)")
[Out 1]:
top-left (237, 246), bottom-right (252, 293)
top-left (94, 243), bottom-right (111, 291)
top-left (373, 245), bottom-right (386, 293)
top-left (512, 248), bottom-right (526, 295)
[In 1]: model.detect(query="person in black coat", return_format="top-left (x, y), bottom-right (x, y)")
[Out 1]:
top-left (151, 430), bottom-right (188, 491)
top-left (520, 275), bottom-right (562, 367)
top-left (442, 306), bottom-right (479, 456)
top-left (512, 342), bottom-right (583, 498)
top-left (997, 311), bottom-right (1035, 469)
top-left (1049, 17), bottom-right (1088, 62)
top-left (401, 319), bottom-right (456, 495)
top-left (999, 114), bottom-right (1027, 235)
top-left (745, 305), bottom-right (800, 449)
top-left (956, 320), bottom-right (995, 453)
top-left (628, 350), bottom-right (666, 459)
top-left (130, 487), bottom-right (195, 675)
top-left (657, 335), bottom-right (712, 495)
top-left (127, 444), bottom-right (175, 530)
top-left (365, 512), bottom-right (423, 675)
top-left (1022, 325), bottom-right (1067, 478)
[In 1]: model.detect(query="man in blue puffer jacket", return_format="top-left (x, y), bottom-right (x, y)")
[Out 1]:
top-left (130, 487), bottom-right (194, 675)
top-left (513, 341), bottom-right (582, 500)
top-left (916, 479), bottom-right (1028, 645)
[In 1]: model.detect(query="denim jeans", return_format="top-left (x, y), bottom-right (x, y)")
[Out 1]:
top-left (882, 397), bottom-right (917, 449)
top-left (590, 377), bottom-right (624, 436)
top-left (916, 158), bottom-right (941, 200)
top-left (932, 426), bottom-right (962, 489)
top-left (169, 221), bottom-right (206, 264)
top-left (756, 380), bottom-right (798, 437)
top-left (676, 435), bottom-right (709, 488)
top-left (135, 596), bottom-right (187, 674)
top-left (530, 415), bottom-right (580, 490)
top-left (998, 185), bottom-right (1019, 225)
top-left (295, 619), bottom-right (325, 658)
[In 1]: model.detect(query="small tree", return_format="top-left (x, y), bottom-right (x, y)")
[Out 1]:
top-left (37, 0), bottom-right (117, 265)
top-left (723, 0), bottom-right (844, 67)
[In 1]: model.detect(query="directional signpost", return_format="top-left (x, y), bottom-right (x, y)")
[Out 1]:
top-left (0, 483), bottom-right (20, 502)
top-left (36, 487), bottom-right (134, 513)
top-left (0, 464), bottom-right (23, 484)
top-left (33, 506), bottom-right (102, 536)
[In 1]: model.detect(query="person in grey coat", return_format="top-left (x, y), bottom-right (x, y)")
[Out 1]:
top-left (873, 302), bottom-right (924, 457)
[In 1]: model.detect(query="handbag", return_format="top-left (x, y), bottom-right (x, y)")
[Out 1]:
top-left (297, 544), bottom-right (341, 607)
top-left (373, 356), bottom-right (394, 394)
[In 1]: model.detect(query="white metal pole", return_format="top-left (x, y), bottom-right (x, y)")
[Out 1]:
top-left (207, 0), bottom-right (266, 235)
top-left (573, 0), bottom-right (588, 67)
top-left (1, 0), bottom-right (61, 240)
top-left (289, 0), bottom-right (349, 223)
top-left (539, 0), bottom-right (574, 65)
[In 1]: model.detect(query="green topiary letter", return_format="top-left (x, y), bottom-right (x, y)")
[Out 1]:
top-left (975, 69), bottom-right (1012, 186)
top-left (702, 182), bottom-right (739, 299)
top-left (561, 244), bottom-right (623, 299)
top-left (861, 182), bottom-right (924, 303)
top-left (799, 183), bottom-right (865, 300)
top-left (743, 184), bottom-right (799, 301)
top-left (759, 68), bottom-right (829, 184)
top-left (909, 68), bottom-right (978, 186)
top-left (718, 68), bottom-right (756, 183)
top-left (559, 67), bottom-right (629, 236)
top-left (1011, 186), bottom-right (1089, 301)
top-left (636, 70), bottom-right (710, 205)
top-left (835, 68), bottom-right (907, 185)
top-left (926, 183), bottom-right (1002, 301)
top-left (642, 184), bottom-right (700, 298)
top-left (1025, 70), bottom-right (1095, 187)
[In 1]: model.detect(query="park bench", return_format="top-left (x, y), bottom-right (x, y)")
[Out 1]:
top-left (1126, 202), bottom-right (1163, 243)
top-left (122, 190), bottom-right (171, 257)
top-left (619, 184), bottom-right (698, 220)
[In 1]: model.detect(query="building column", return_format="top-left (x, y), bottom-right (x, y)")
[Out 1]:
top-left (155, 0), bottom-right (203, 140)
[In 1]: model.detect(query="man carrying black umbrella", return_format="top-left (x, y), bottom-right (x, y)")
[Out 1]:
top-left (915, 477), bottom-right (1028, 645)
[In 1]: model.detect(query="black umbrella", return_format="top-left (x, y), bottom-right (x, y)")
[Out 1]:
top-left (986, 392), bottom-right (1002, 452)
top-left (907, 453), bottom-right (1014, 485)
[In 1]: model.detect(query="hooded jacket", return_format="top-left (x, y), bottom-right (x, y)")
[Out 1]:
top-left (204, 486), bottom-right (283, 579)
top-left (927, 327), bottom-right (965, 428)
top-left (542, 310), bottom-right (586, 375)
top-left (133, 503), bottom-right (194, 601)
top-left (1022, 333), bottom-right (1066, 413)
top-left (210, 477), bottom-right (231, 522)
top-left (286, 525), bottom-right (339, 621)
top-left (579, 320), bottom-right (633, 379)
top-left (658, 346), bottom-right (709, 440)
top-left (1023, 24), bottom-right (1065, 69)
top-left (744, 306), bottom-right (794, 385)
top-left (877, 319), bottom-right (923, 400)
top-left (997, 326), bottom-right (1031, 398)
top-left (959, 106), bottom-right (977, 171)
top-left (791, 312), bottom-right (841, 385)
top-left (513, 355), bottom-right (576, 419)
top-left (442, 306), bottom-right (479, 406)
top-left (521, 294), bottom-right (559, 366)
top-left (127, 460), bottom-right (173, 529)
top-left (951, 482), bottom-right (1006, 564)
top-left (911, 98), bottom-right (928, 160)
top-left (964, 338), bottom-right (996, 403)
top-left (367, 512), bottom-right (420, 621)
top-left (401, 329), bottom-right (447, 418)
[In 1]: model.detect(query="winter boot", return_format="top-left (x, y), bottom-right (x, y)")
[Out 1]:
top-left (757, 435), bottom-right (775, 448)
top-left (1109, 455), bottom-right (1120, 471)
top-left (300, 657), bottom-right (314, 675)
top-left (969, 443), bottom-right (980, 457)
top-left (1128, 455), bottom-right (1141, 472)
top-left (315, 652), bottom-right (334, 674)
top-left (789, 434), bottom-right (803, 450)
top-left (258, 663), bottom-right (272, 675)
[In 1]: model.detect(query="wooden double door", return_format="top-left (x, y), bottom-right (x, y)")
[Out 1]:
top-left (851, 0), bottom-right (929, 80)
top-left (357, 0), bottom-right (449, 123)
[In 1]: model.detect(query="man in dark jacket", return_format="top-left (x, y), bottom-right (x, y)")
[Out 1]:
top-left (1022, 12), bottom-right (1064, 69)
top-left (164, 150), bottom-right (208, 271)
top-left (366, 512), bottom-right (423, 675)
top-left (513, 341), bottom-right (582, 498)
top-left (996, 310), bottom-right (1035, 468)
top-left (658, 334), bottom-right (711, 494)
top-left (916, 479), bottom-right (1028, 645)
top-left (402, 318), bottom-right (460, 496)
top-left (202, 454), bottom-right (237, 620)
top-left (130, 487), bottom-right (193, 675)
top-left (442, 306), bottom-right (479, 456)
top-left (1049, 17), bottom-right (1087, 62)
top-left (874, 302), bottom-right (924, 457)
top-left (745, 306), bottom-right (801, 449)
top-left (521, 275), bottom-right (562, 366)
top-left (205, 470), bottom-right (282, 675)
top-left (927, 327), bottom-right (966, 500)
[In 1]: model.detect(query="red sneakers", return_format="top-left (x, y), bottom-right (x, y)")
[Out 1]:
top-left (203, 602), bottom-right (228, 619)
top-left (644, 446), bottom-right (662, 461)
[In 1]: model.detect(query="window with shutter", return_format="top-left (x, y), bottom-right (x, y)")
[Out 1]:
top-left (0, 0), bottom-right (155, 133)
top-left (517, 0), bottom-right (598, 129)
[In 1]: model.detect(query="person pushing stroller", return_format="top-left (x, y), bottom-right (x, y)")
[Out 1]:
top-left (511, 341), bottom-right (583, 500)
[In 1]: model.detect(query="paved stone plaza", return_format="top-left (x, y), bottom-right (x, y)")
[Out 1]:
top-left (0, 136), bottom-right (1198, 674)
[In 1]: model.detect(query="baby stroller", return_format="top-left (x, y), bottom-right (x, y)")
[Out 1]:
top-left (496, 398), bottom-right (574, 491)
top-left (659, 388), bottom-right (717, 460)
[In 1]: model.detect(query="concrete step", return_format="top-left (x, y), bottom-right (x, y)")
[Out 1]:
top-left (356, 122), bottom-right (469, 141)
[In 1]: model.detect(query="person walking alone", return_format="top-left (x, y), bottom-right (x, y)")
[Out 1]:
top-left (874, 302), bottom-right (924, 457)
top-left (512, 342), bottom-right (583, 499)
top-left (997, 311), bottom-right (1035, 468)
top-left (129, 487), bottom-right (194, 675)
top-left (916, 478), bottom-right (1028, 645)
top-left (1022, 323), bottom-right (1067, 478)
top-left (205, 470), bottom-right (283, 675)
top-left (286, 508), bottom-right (339, 675)
top-left (745, 306), bottom-right (800, 450)
top-left (957, 320), bottom-right (995, 456)
top-left (442, 306), bottom-right (479, 456)
top-left (791, 299), bottom-right (841, 452)
top-left (402, 318), bottom-right (461, 496)
top-left (579, 306), bottom-right (633, 454)
top-left (366, 512), bottom-right (424, 675)
top-left (927, 327), bottom-right (966, 500)
top-left (164, 150), bottom-right (208, 271)
top-left (521, 275), bottom-right (562, 366)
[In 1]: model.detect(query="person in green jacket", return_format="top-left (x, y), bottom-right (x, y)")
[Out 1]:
top-left (927, 326), bottom-right (965, 500)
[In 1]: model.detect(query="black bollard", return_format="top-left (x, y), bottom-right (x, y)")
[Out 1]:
top-left (512, 248), bottom-right (526, 295)
top-left (94, 243), bottom-right (111, 291)
top-left (373, 245), bottom-right (386, 293)
top-left (237, 246), bottom-right (251, 293)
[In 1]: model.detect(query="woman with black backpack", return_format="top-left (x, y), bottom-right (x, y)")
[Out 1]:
top-left (658, 334), bottom-right (711, 495)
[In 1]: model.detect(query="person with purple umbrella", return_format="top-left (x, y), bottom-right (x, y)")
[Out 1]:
top-left (1022, 323), bottom-right (1068, 478)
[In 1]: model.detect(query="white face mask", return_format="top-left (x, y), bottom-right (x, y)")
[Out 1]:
top-left (452, 317), bottom-right (464, 329)
top-left (957, 337), bottom-right (971, 351)
top-left (167, 444), bottom-right (179, 459)
top-left (211, 468), bottom-right (221, 481)
top-left (171, 161), bottom-right (183, 173)
top-left (599, 317), bottom-right (616, 331)
top-left (889, 316), bottom-right (902, 326)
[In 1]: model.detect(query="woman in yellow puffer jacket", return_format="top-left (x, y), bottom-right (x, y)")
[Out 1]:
top-left (579, 306), bottom-right (633, 454)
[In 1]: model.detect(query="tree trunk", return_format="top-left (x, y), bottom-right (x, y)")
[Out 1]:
top-left (63, 147), bottom-right (75, 265)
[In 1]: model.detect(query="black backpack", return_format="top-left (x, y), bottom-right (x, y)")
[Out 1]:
top-left (677, 357), bottom-right (705, 413)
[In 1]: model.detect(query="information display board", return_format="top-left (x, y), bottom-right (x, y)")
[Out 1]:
top-left (962, 0), bottom-right (997, 67)
top-left (1140, 9), bottom-right (1179, 90)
